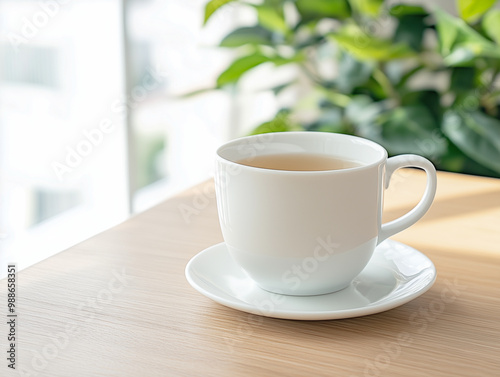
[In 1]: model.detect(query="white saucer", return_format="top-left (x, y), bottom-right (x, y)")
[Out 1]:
top-left (185, 240), bottom-right (436, 320)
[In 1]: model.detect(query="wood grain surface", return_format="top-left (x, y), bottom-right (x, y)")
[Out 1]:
top-left (1, 170), bottom-right (499, 377)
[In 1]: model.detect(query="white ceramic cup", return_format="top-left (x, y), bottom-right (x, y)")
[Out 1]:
top-left (215, 132), bottom-right (437, 296)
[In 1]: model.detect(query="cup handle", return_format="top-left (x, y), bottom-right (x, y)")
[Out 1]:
top-left (378, 155), bottom-right (437, 245)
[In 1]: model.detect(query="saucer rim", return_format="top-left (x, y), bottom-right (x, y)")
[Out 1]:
top-left (185, 240), bottom-right (436, 320)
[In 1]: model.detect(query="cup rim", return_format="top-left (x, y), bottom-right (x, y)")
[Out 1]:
top-left (216, 131), bottom-right (388, 174)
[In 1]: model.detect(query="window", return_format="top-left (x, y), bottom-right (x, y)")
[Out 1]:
top-left (125, 0), bottom-right (239, 211)
top-left (0, 0), bottom-right (250, 274)
top-left (0, 0), bottom-right (128, 272)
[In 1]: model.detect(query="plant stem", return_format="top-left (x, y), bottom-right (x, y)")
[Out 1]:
top-left (398, 65), bottom-right (424, 89)
top-left (323, 90), bottom-right (351, 107)
top-left (299, 64), bottom-right (351, 107)
top-left (373, 67), bottom-right (400, 104)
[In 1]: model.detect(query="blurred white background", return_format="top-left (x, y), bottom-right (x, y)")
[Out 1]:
top-left (0, 0), bottom-right (285, 273)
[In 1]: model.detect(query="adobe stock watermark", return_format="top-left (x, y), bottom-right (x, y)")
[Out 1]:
top-left (51, 67), bottom-right (166, 181)
top-left (350, 277), bottom-right (467, 377)
top-left (8, 0), bottom-right (72, 51)
top-left (281, 235), bottom-right (340, 293)
top-left (17, 268), bottom-right (134, 377)
top-left (177, 180), bottom-right (216, 224)
top-left (224, 234), bottom-right (339, 353)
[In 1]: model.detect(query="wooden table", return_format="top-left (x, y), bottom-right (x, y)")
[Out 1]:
top-left (2, 171), bottom-right (500, 376)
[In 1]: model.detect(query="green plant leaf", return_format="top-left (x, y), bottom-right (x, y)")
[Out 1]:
top-left (453, 91), bottom-right (481, 112)
top-left (461, 154), bottom-right (500, 176)
top-left (295, 0), bottom-right (350, 21)
top-left (357, 76), bottom-right (390, 99)
top-left (401, 90), bottom-right (442, 124)
top-left (458, 0), bottom-right (497, 23)
top-left (329, 25), bottom-right (414, 61)
top-left (348, 0), bottom-right (383, 17)
top-left (373, 106), bottom-right (446, 158)
top-left (435, 10), bottom-right (460, 56)
top-left (317, 87), bottom-right (352, 107)
top-left (345, 95), bottom-right (385, 129)
top-left (255, 5), bottom-right (288, 33)
top-left (442, 110), bottom-right (500, 173)
top-left (216, 53), bottom-right (299, 86)
top-left (434, 142), bottom-right (465, 172)
top-left (305, 107), bottom-right (347, 133)
top-left (336, 52), bottom-right (374, 92)
top-left (450, 67), bottom-right (476, 93)
top-left (249, 109), bottom-right (301, 135)
top-left (396, 65), bottom-right (423, 88)
top-left (483, 9), bottom-right (500, 44)
top-left (441, 47), bottom-right (475, 66)
top-left (294, 35), bottom-right (326, 49)
top-left (217, 54), bottom-right (271, 86)
top-left (204, 0), bottom-right (235, 25)
top-left (389, 4), bottom-right (428, 17)
top-left (444, 43), bottom-right (500, 65)
top-left (220, 26), bottom-right (274, 47)
top-left (435, 9), bottom-right (500, 65)
top-left (394, 15), bottom-right (427, 51)
top-left (347, 98), bottom-right (446, 159)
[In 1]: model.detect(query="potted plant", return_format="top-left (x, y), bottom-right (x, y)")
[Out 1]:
top-left (202, 0), bottom-right (500, 177)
